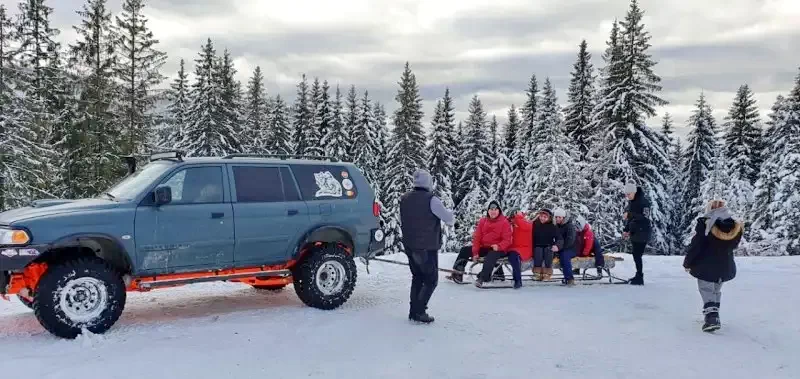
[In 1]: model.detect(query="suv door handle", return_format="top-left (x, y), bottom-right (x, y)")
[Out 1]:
top-left (211, 212), bottom-right (224, 219)
top-left (287, 209), bottom-right (298, 216)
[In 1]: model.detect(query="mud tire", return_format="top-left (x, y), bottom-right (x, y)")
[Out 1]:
top-left (292, 244), bottom-right (356, 310)
top-left (33, 257), bottom-right (126, 339)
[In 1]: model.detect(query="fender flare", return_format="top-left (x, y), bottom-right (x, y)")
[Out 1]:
top-left (294, 225), bottom-right (355, 261)
top-left (43, 233), bottom-right (134, 273)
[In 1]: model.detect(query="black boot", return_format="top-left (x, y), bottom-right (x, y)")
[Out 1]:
top-left (702, 302), bottom-right (720, 332)
top-left (629, 273), bottom-right (644, 285)
top-left (410, 312), bottom-right (435, 323)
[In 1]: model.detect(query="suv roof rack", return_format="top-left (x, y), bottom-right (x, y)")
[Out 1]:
top-left (149, 150), bottom-right (185, 162)
top-left (222, 153), bottom-right (340, 162)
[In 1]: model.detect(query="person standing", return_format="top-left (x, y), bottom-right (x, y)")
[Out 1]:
top-left (399, 169), bottom-right (455, 324)
top-left (683, 200), bottom-right (742, 332)
top-left (622, 183), bottom-right (651, 285)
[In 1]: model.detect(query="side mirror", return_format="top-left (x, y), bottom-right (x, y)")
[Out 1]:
top-left (154, 186), bottom-right (172, 206)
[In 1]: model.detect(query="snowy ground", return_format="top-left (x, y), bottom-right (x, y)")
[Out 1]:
top-left (1, 254), bottom-right (798, 379)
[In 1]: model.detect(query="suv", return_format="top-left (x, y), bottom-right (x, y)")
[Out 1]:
top-left (0, 152), bottom-right (385, 339)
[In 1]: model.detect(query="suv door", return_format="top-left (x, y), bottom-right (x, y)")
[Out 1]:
top-left (134, 165), bottom-right (235, 273)
top-left (227, 164), bottom-right (310, 266)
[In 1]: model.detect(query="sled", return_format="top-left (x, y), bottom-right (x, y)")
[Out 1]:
top-left (446, 253), bottom-right (630, 287)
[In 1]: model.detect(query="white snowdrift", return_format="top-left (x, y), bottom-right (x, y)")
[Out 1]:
top-left (1, 254), bottom-right (798, 378)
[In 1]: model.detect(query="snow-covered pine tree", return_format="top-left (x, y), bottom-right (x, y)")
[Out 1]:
top-left (456, 94), bottom-right (492, 204)
top-left (487, 146), bottom-right (513, 208)
top-left (750, 94), bottom-right (786, 236)
top-left (660, 112), bottom-right (683, 253)
top-left (752, 70), bottom-right (800, 255)
top-left (453, 186), bottom-right (487, 247)
top-left (371, 101), bottom-right (389, 203)
top-left (585, 2), bottom-right (672, 253)
top-left (439, 88), bottom-right (458, 192)
top-left (215, 49), bottom-right (243, 153)
top-left (564, 39), bottom-right (597, 160)
top-left (113, 0), bottom-right (167, 157)
top-left (488, 114), bottom-right (499, 155)
top-left (350, 90), bottom-right (374, 180)
top-left (383, 62), bottom-right (427, 254)
top-left (162, 58), bottom-right (189, 149)
top-left (291, 74), bottom-right (312, 155)
top-left (303, 77), bottom-right (325, 156)
top-left (426, 98), bottom-right (457, 251)
top-left (267, 94), bottom-right (292, 155)
top-left (520, 74), bottom-right (539, 158)
top-left (325, 84), bottom-right (348, 160)
top-left (179, 38), bottom-right (238, 157)
top-left (68, 0), bottom-right (124, 195)
top-left (243, 66), bottom-right (268, 153)
top-left (679, 92), bottom-right (719, 245)
top-left (503, 104), bottom-right (526, 211)
top-left (724, 84), bottom-right (762, 185)
top-left (525, 78), bottom-right (588, 217)
top-left (344, 85), bottom-right (360, 158)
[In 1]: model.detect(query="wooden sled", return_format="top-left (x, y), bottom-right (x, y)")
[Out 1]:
top-left (447, 253), bottom-right (629, 287)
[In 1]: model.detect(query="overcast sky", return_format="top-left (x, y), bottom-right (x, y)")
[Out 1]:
top-left (4, 0), bottom-right (799, 142)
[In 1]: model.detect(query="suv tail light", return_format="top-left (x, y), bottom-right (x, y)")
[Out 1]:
top-left (373, 201), bottom-right (380, 217)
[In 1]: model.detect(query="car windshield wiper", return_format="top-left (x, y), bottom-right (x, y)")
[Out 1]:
top-left (103, 192), bottom-right (117, 201)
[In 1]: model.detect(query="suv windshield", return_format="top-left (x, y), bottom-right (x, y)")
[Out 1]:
top-left (104, 161), bottom-right (174, 201)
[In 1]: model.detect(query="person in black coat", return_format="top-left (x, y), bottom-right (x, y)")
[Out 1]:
top-left (622, 183), bottom-right (651, 285)
top-left (683, 200), bottom-right (743, 332)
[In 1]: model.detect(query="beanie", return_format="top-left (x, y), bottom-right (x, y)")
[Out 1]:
top-left (553, 208), bottom-right (566, 218)
top-left (623, 182), bottom-right (638, 194)
top-left (413, 169), bottom-right (433, 190)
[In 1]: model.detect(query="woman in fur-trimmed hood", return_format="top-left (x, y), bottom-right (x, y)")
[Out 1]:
top-left (683, 200), bottom-right (743, 333)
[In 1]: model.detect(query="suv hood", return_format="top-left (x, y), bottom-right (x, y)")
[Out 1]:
top-left (0, 198), bottom-right (119, 225)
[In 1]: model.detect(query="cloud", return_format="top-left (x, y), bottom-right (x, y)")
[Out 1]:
top-left (3, 0), bottom-right (798, 144)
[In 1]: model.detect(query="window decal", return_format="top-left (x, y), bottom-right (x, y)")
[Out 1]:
top-left (314, 171), bottom-right (343, 197)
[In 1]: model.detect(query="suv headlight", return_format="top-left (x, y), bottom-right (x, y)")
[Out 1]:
top-left (0, 228), bottom-right (31, 245)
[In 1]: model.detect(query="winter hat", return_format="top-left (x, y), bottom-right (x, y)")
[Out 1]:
top-left (537, 208), bottom-right (553, 218)
top-left (487, 200), bottom-right (503, 215)
top-left (576, 215), bottom-right (588, 230)
top-left (623, 182), bottom-right (638, 194)
top-left (413, 169), bottom-right (433, 190)
top-left (553, 208), bottom-right (567, 218)
top-left (704, 200), bottom-right (732, 236)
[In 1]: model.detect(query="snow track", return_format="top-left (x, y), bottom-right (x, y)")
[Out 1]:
top-left (1, 254), bottom-right (798, 378)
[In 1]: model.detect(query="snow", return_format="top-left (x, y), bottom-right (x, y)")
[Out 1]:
top-left (2, 254), bottom-right (798, 378)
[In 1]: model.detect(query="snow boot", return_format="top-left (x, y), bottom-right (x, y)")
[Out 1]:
top-left (629, 273), bottom-right (644, 285)
top-left (562, 279), bottom-right (575, 287)
top-left (533, 267), bottom-right (543, 281)
top-left (702, 302), bottom-right (720, 332)
top-left (513, 279), bottom-right (522, 289)
top-left (410, 312), bottom-right (435, 324)
top-left (474, 278), bottom-right (484, 288)
top-left (448, 273), bottom-right (463, 284)
top-left (543, 268), bottom-right (553, 281)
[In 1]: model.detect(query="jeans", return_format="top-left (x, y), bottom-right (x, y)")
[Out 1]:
top-left (453, 246), bottom-right (506, 278)
top-left (533, 246), bottom-right (554, 268)
top-left (479, 251), bottom-right (522, 284)
top-left (558, 248), bottom-right (576, 281)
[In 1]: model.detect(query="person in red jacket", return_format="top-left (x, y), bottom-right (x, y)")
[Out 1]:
top-left (449, 201), bottom-right (512, 284)
top-left (573, 216), bottom-right (605, 276)
top-left (502, 210), bottom-right (533, 288)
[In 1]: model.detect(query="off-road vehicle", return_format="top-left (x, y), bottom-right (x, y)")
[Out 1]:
top-left (0, 152), bottom-right (385, 338)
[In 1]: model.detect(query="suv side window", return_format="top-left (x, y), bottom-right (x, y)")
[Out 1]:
top-left (160, 166), bottom-right (224, 204)
top-left (232, 166), bottom-right (284, 203)
top-left (280, 167), bottom-right (301, 201)
top-left (289, 164), bottom-right (357, 201)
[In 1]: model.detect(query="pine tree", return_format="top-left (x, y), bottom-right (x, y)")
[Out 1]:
top-left (291, 74), bottom-right (312, 155)
top-left (488, 114), bottom-right (499, 154)
top-left (163, 58), bottom-right (189, 149)
top-left (426, 97), bottom-right (457, 250)
top-left (753, 70), bottom-right (800, 255)
top-left (520, 74), bottom-right (539, 157)
top-left (114, 0), bottom-right (167, 156)
top-left (384, 62), bottom-right (427, 254)
top-left (69, 0), bottom-right (122, 195)
top-left (371, 101), bottom-right (389, 203)
top-left (454, 186), bottom-right (487, 246)
top-left (351, 90), bottom-right (374, 179)
top-left (751, 95), bottom-right (786, 235)
top-left (660, 112), bottom-right (683, 253)
top-left (456, 94), bottom-right (492, 204)
top-left (243, 66), bottom-right (268, 153)
top-left (680, 92), bottom-right (719, 244)
top-left (215, 49), bottom-right (243, 153)
top-left (268, 94), bottom-right (292, 155)
top-left (724, 84), bottom-right (762, 185)
top-left (503, 104), bottom-right (526, 210)
top-left (325, 84), bottom-right (348, 160)
top-left (303, 77), bottom-right (324, 156)
top-left (526, 78), bottom-right (588, 216)
top-left (564, 39), bottom-right (597, 160)
top-left (344, 85), bottom-right (360, 158)
top-left (179, 38), bottom-right (238, 156)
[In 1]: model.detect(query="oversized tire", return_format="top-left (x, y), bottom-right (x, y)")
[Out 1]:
top-left (33, 257), bottom-right (127, 339)
top-left (17, 295), bottom-right (33, 310)
top-left (292, 244), bottom-right (357, 310)
top-left (252, 284), bottom-right (287, 292)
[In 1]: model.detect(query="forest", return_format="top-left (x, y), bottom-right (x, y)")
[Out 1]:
top-left (0, 0), bottom-right (798, 256)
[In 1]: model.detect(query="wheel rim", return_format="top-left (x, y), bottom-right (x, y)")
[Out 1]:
top-left (314, 260), bottom-right (346, 296)
top-left (58, 277), bottom-right (108, 324)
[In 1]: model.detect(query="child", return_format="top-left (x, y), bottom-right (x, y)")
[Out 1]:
top-left (683, 200), bottom-right (743, 332)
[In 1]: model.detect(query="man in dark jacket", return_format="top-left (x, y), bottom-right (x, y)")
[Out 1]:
top-left (553, 208), bottom-right (577, 286)
top-left (683, 200), bottom-right (742, 332)
top-left (400, 169), bottom-right (455, 324)
top-left (623, 183), bottom-right (652, 285)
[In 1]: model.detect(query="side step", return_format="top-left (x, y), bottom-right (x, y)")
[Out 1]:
top-left (137, 269), bottom-right (292, 290)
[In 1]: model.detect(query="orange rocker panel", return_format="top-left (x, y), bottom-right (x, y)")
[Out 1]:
top-left (0, 241), bottom-right (355, 302)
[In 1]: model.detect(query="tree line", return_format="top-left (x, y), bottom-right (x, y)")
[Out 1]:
top-left (0, 0), bottom-right (797, 256)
